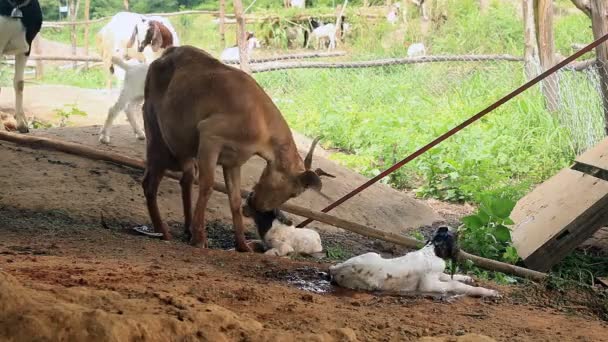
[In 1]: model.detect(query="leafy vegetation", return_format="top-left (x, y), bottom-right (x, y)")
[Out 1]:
top-left (458, 196), bottom-right (518, 264)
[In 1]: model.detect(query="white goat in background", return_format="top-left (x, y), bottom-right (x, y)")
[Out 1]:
top-left (308, 23), bottom-right (337, 51)
top-left (329, 227), bottom-right (499, 297)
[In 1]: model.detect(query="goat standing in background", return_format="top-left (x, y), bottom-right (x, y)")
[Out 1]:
top-left (0, 0), bottom-right (42, 133)
top-left (330, 227), bottom-right (499, 297)
top-left (307, 23), bottom-right (337, 51)
top-left (142, 46), bottom-right (334, 252)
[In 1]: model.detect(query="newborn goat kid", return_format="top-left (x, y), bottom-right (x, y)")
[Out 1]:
top-left (244, 194), bottom-right (323, 257)
top-left (329, 227), bottom-right (499, 297)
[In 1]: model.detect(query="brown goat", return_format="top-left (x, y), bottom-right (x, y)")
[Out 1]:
top-left (142, 45), bottom-right (334, 252)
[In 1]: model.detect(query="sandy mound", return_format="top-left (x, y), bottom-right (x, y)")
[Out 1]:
top-left (0, 271), bottom-right (356, 342)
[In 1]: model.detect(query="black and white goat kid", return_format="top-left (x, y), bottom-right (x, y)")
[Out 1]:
top-left (329, 226), bottom-right (499, 297)
top-left (0, 0), bottom-right (42, 133)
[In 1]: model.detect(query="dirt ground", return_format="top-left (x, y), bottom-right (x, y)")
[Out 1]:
top-left (1, 78), bottom-right (608, 342)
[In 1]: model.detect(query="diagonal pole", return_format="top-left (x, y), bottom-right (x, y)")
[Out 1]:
top-left (298, 32), bottom-right (608, 228)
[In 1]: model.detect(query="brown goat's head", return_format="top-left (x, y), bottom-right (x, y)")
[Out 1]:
top-left (248, 138), bottom-right (335, 212)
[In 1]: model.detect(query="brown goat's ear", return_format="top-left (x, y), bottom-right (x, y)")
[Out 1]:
top-left (150, 23), bottom-right (163, 52)
top-left (299, 170), bottom-right (322, 191)
top-left (127, 26), bottom-right (137, 49)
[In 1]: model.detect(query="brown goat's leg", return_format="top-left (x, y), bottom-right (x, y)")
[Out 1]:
top-left (180, 159), bottom-right (195, 238)
top-left (142, 166), bottom-right (171, 240)
top-left (223, 166), bottom-right (253, 253)
top-left (189, 147), bottom-right (220, 248)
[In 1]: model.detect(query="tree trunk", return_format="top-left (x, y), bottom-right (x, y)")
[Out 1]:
top-left (123, 0), bottom-right (129, 11)
top-left (523, 0), bottom-right (540, 80)
top-left (571, 0), bottom-right (592, 18)
top-left (219, 0), bottom-right (226, 49)
top-left (83, 0), bottom-right (90, 69)
top-left (591, 0), bottom-right (608, 135)
top-left (534, 0), bottom-right (559, 112)
top-left (233, 0), bottom-right (250, 74)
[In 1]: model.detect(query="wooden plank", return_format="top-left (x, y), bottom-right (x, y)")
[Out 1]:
top-left (575, 137), bottom-right (608, 170)
top-left (511, 168), bottom-right (608, 271)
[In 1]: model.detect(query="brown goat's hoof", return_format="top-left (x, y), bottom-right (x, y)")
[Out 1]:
top-left (189, 238), bottom-right (208, 249)
top-left (236, 243), bottom-right (254, 253)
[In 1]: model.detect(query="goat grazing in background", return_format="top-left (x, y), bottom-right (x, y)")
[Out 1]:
top-left (0, 0), bottom-right (42, 133)
top-left (329, 227), bottom-right (499, 297)
top-left (243, 193), bottom-right (325, 257)
top-left (220, 31), bottom-right (260, 62)
top-left (142, 45), bottom-right (335, 252)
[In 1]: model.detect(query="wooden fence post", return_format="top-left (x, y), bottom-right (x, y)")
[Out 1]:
top-left (523, 0), bottom-right (540, 80)
top-left (534, 0), bottom-right (559, 112)
top-left (69, 0), bottom-right (79, 70)
top-left (220, 0), bottom-right (226, 49)
top-left (83, 0), bottom-right (90, 69)
top-left (123, 0), bottom-right (129, 11)
top-left (335, 0), bottom-right (348, 47)
top-left (591, 0), bottom-right (608, 135)
top-left (233, 0), bottom-right (250, 73)
top-left (32, 35), bottom-right (43, 80)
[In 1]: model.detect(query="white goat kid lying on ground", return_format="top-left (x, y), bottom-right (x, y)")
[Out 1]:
top-left (98, 56), bottom-right (148, 144)
top-left (220, 32), bottom-right (260, 62)
top-left (329, 227), bottom-right (499, 297)
top-left (244, 194), bottom-right (323, 257)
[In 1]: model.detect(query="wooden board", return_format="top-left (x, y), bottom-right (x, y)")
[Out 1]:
top-left (576, 137), bottom-right (608, 170)
top-left (511, 168), bottom-right (608, 271)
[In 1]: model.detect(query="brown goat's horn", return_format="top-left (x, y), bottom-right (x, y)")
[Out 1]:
top-left (304, 137), bottom-right (321, 170)
top-left (315, 168), bottom-right (336, 178)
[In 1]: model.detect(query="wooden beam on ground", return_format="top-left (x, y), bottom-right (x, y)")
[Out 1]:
top-left (0, 131), bottom-right (547, 282)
